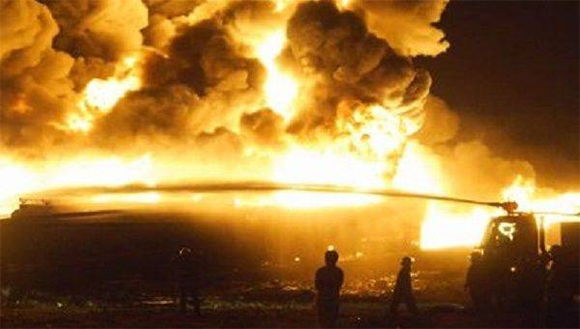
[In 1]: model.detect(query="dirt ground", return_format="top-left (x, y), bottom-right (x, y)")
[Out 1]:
top-left (1, 300), bottom-right (565, 328)
top-left (2, 281), bottom-right (577, 328)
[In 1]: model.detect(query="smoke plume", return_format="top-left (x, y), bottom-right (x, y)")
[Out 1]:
top-left (351, 0), bottom-right (450, 56)
top-left (0, 0), bottom-right (75, 148)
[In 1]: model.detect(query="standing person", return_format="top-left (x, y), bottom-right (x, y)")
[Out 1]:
top-left (465, 252), bottom-right (491, 311)
top-left (390, 256), bottom-right (418, 316)
top-left (546, 245), bottom-right (575, 327)
top-left (315, 250), bottom-right (344, 328)
top-left (175, 247), bottom-right (201, 315)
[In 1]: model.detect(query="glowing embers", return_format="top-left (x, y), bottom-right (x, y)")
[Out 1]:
top-left (255, 30), bottom-right (299, 119)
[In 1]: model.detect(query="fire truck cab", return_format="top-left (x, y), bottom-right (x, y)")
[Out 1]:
top-left (472, 213), bottom-right (547, 309)
top-left (480, 213), bottom-right (544, 258)
top-left (10, 198), bottom-right (54, 222)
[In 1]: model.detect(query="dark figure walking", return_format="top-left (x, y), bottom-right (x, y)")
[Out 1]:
top-left (175, 247), bottom-right (201, 315)
top-left (390, 256), bottom-right (418, 315)
top-left (315, 250), bottom-right (344, 328)
top-left (465, 252), bottom-right (491, 311)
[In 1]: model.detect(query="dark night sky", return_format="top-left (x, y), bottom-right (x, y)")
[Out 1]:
top-left (418, 0), bottom-right (579, 189)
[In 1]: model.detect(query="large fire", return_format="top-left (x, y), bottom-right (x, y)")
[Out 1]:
top-left (64, 55), bottom-right (142, 133)
top-left (0, 0), bottom-right (578, 251)
top-left (256, 30), bottom-right (299, 119)
top-left (0, 154), bottom-right (157, 215)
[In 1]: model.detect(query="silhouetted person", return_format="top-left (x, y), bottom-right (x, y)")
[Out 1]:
top-left (487, 236), bottom-right (511, 311)
top-left (513, 257), bottom-right (545, 311)
top-left (546, 245), bottom-right (575, 327)
top-left (315, 250), bottom-right (344, 328)
top-left (390, 256), bottom-right (418, 315)
top-left (175, 247), bottom-right (201, 315)
top-left (465, 252), bottom-right (491, 311)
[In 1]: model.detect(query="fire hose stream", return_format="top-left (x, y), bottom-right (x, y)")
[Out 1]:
top-left (44, 182), bottom-right (580, 216)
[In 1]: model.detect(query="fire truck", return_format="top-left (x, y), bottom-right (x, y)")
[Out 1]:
top-left (9, 198), bottom-right (55, 222)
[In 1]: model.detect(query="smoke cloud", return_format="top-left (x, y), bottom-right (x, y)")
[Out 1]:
top-left (414, 95), bottom-right (459, 145)
top-left (280, 0), bottom-right (431, 177)
top-left (351, 0), bottom-right (450, 56)
top-left (41, 0), bottom-right (149, 60)
top-left (0, 0), bottom-right (75, 148)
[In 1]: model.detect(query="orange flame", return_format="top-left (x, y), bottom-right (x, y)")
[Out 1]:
top-left (64, 54), bottom-right (142, 133)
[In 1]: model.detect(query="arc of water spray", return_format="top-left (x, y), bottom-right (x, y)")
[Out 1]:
top-left (46, 181), bottom-right (580, 217)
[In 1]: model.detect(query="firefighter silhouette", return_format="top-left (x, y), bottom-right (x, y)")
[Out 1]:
top-left (315, 250), bottom-right (344, 328)
top-left (175, 247), bottom-right (201, 315)
top-left (465, 252), bottom-right (492, 311)
top-left (486, 237), bottom-right (511, 310)
top-left (546, 245), bottom-right (575, 327)
top-left (390, 256), bottom-right (418, 315)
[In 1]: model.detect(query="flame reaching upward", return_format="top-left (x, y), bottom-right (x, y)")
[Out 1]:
top-left (64, 54), bottom-right (143, 133)
top-left (256, 30), bottom-right (299, 119)
top-left (0, 154), bottom-right (157, 216)
top-left (0, 159), bottom-right (37, 215)
top-left (83, 71), bottom-right (140, 113)
top-left (502, 176), bottom-right (580, 220)
top-left (273, 148), bottom-right (386, 189)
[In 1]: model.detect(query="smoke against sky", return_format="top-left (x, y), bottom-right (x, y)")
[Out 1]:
top-left (418, 0), bottom-right (579, 190)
